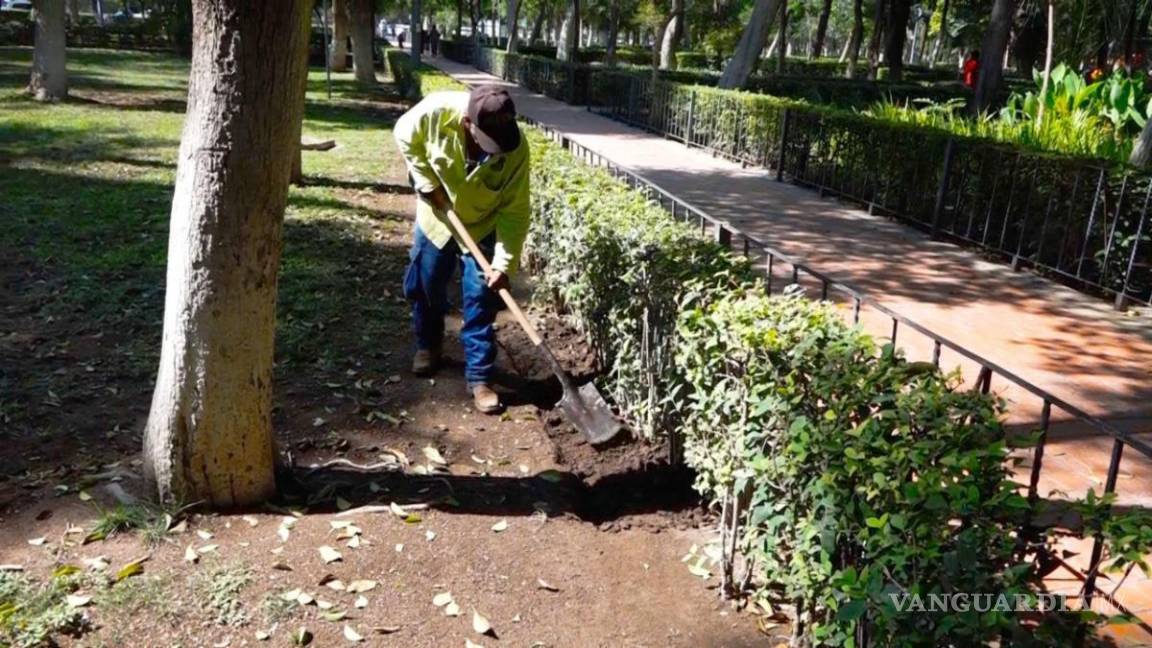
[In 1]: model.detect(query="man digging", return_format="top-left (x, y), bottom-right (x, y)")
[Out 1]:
top-left (394, 85), bottom-right (530, 415)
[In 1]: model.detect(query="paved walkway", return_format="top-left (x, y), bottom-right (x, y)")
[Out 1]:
top-left (423, 55), bottom-right (1152, 640)
top-left (427, 55), bottom-right (1152, 492)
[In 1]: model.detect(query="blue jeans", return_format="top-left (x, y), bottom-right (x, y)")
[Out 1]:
top-left (402, 224), bottom-right (498, 386)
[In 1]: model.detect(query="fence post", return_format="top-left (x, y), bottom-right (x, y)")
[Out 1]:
top-left (775, 108), bottom-right (790, 182)
top-left (627, 75), bottom-right (638, 123)
top-left (686, 90), bottom-right (696, 145)
top-left (931, 137), bottom-right (957, 239)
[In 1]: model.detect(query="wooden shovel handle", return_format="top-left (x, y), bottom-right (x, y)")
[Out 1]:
top-left (443, 209), bottom-right (543, 347)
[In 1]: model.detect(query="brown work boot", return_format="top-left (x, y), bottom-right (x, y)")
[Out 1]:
top-left (471, 384), bottom-right (503, 414)
top-left (411, 348), bottom-right (440, 376)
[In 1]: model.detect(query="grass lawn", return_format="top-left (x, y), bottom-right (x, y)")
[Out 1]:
top-left (0, 47), bottom-right (770, 647)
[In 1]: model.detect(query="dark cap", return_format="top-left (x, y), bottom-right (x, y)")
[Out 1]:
top-left (466, 85), bottom-right (521, 154)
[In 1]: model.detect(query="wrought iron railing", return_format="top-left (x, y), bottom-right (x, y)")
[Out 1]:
top-left (518, 112), bottom-right (1152, 640)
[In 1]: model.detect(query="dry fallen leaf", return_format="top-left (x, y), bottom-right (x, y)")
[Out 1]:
top-left (355, 595), bottom-right (368, 609)
top-left (491, 519), bottom-right (508, 533)
top-left (281, 588), bottom-right (303, 602)
top-left (472, 610), bottom-right (493, 635)
top-left (83, 556), bottom-right (109, 571)
top-left (343, 625), bottom-right (364, 642)
top-left (316, 599), bottom-right (335, 610)
top-left (65, 594), bottom-right (92, 608)
top-left (196, 529), bottom-right (214, 541)
top-left (536, 578), bottom-right (559, 592)
top-left (466, 640), bottom-right (484, 648)
top-left (425, 530), bottom-right (437, 542)
top-left (292, 627), bottom-right (313, 646)
top-left (423, 446), bottom-right (448, 465)
top-left (372, 625), bottom-right (401, 634)
top-left (346, 579), bottom-right (377, 593)
top-left (242, 515), bottom-right (260, 527)
top-left (318, 545), bottom-right (342, 564)
top-left (254, 629), bottom-right (270, 641)
top-left (432, 592), bottom-right (453, 607)
top-left (197, 544), bottom-right (219, 554)
top-left (27, 537), bottom-right (47, 546)
top-left (297, 592), bottom-right (316, 606)
top-left (184, 546), bottom-right (198, 563)
top-left (445, 601), bottom-right (462, 617)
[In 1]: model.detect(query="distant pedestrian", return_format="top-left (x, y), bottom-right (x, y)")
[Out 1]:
top-left (398, 30), bottom-right (406, 50)
top-left (962, 50), bottom-right (980, 89)
top-left (421, 28), bottom-right (428, 53)
top-left (430, 25), bottom-right (441, 56)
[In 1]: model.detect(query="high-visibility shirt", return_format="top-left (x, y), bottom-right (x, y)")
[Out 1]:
top-left (393, 91), bottom-right (531, 276)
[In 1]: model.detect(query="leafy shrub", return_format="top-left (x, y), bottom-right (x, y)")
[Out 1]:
top-left (675, 51), bottom-right (710, 71)
top-left (0, 570), bottom-right (91, 647)
top-left (385, 48), bottom-right (466, 99)
top-left (0, 10), bottom-right (32, 46)
top-left (525, 129), bottom-right (753, 437)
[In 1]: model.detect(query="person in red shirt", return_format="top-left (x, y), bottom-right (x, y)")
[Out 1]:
top-left (963, 50), bottom-right (981, 89)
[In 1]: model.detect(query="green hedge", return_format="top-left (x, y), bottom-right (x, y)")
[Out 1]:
top-left (385, 49), bottom-right (466, 99)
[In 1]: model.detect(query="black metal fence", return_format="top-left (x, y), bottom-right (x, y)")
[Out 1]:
top-left (442, 47), bottom-right (1152, 309)
top-left (520, 112), bottom-right (1152, 640)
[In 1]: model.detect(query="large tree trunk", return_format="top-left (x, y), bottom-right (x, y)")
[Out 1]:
top-left (529, 4), bottom-right (547, 44)
top-left (1036, 0), bottom-right (1054, 125)
top-left (866, 0), bottom-right (888, 80)
top-left (845, 0), bottom-right (864, 77)
top-left (29, 0), bottom-right (68, 102)
top-left (973, 0), bottom-right (1016, 113)
top-left (331, 0), bottom-right (349, 72)
top-left (557, 0), bottom-right (579, 62)
top-left (718, 0), bottom-right (781, 88)
top-left (411, 0), bottom-right (423, 58)
top-left (604, 0), bottom-right (620, 64)
top-left (144, 0), bottom-right (311, 508)
top-left (505, 0), bottom-right (521, 52)
top-left (349, 0), bottom-right (377, 82)
top-left (809, 0), bottom-right (833, 59)
top-left (884, 0), bottom-right (911, 80)
top-left (929, 0), bottom-right (949, 67)
top-left (659, 0), bottom-right (685, 69)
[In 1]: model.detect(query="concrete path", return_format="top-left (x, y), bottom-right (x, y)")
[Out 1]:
top-left (423, 55), bottom-right (1152, 640)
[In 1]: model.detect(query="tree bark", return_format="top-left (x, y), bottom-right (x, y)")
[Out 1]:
top-left (411, 0), bottom-right (422, 60)
top-left (30, 0), bottom-right (68, 102)
top-left (1131, 119), bottom-right (1152, 166)
top-left (776, 0), bottom-right (788, 73)
top-left (1036, 0), bottom-right (1054, 125)
top-left (529, 4), bottom-right (547, 44)
top-left (845, 0), bottom-right (864, 77)
top-left (456, 0), bottom-right (463, 38)
top-left (66, 0), bottom-right (79, 22)
top-left (659, 0), bottom-right (685, 69)
top-left (505, 0), bottom-right (521, 52)
top-left (929, 0), bottom-right (949, 67)
top-left (144, 0), bottom-right (311, 508)
top-left (718, 0), bottom-right (781, 88)
top-left (973, 0), bottom-right (1016, 113)
top-left (604, 0), bottom-right (620, 64)
top-left (349, 0), bottom-right (377, 81)
top-left (557, 0), bottom-right (579, 62)
top-left (331, 0), bottom-right (349, 72)
top-left (866, 0), bottom-right (887, 79)
top-left (884, 0), bottom-right (911, 80)
top-left (810, 0), bottom-right (833, 59)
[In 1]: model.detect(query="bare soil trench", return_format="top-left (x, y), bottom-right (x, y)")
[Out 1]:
top-left (0, 185), bottom-right (777, 646)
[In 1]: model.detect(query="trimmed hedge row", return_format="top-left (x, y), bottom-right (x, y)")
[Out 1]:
top-left (384, 49), bottom-right (465, 100)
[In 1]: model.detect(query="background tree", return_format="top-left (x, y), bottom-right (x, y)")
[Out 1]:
top-left (506, 0), bottom-right (523, 51)
top-left (557, 0), bottom-right (579, 61)
top-left (775, 0), bottom-right (788, 72)
top-left (866, 0), bottom-right (886, 79)
top-left (349, 0), bottom-right (377, 82)
top-left (332, 0), bottom-right (350, 72)
top-left (718, 0), bottom-right (782, 87)
top-left (659, 0), bottom-right (685, 69)
top-left (29, 0), bottom-right (68, 102)
top-left (884, 0), bottom-right (911, 79)
top-left (809, 0), bottom-right (833, 59)
top-left (144, 0), bottom-right (313, 507)
top-left (845, 0), bottom-right (865, 76)
top-left (973, 0), bottom-right (1016, 112)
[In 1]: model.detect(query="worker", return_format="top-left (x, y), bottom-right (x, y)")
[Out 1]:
top-left (393, 86), bottom-right (531, 414)
top-left (963, 50), bottom-right (980, 89)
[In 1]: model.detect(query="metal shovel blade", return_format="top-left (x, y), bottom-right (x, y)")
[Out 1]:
top-left (558, 381), bottom-right (625, 445)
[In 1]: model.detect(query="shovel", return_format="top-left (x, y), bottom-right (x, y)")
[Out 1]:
top-left (442, 209), bottom-right (625, 445)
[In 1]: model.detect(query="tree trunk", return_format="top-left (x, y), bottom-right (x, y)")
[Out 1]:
top-left (1036, 0), bottom-right (1054, 125)
top-left (348, 0), bottom-right (377, 81)
top-left (505, 0), bottom-right (521, 52)
top-left (66, 0), bottom-right (79, 22)
top-left (776, 0), bottom-right (788, 73)
top-left (411, 0), bottom-right (423, 60)
top-left (973, 0), bottom-right (1016, 113)
top-left (331, 0), bottom-right (349, 72)
top-left (884, 0), bottom-right (911, 80)
top-left (866, 0), bottom-right (887, 79)
top-left (456, 0), bottom-right (463, 38)
top-left (529, 4), bottom-right (546, 44)
top-left (809, 0), bottom-right (832, 59)
top-left (929, 0), bottom-right (949, 67)
top-left (718, 0), bottom-right (781, 88)
top-left (659, 0), bottom-right (685, 69)
top-left (557, 0), bottom-right (579, 62)
top-left (845, 0), bottom-right (864, 77)
top-left (30, 0), bottom-right (68, 102)
top-left (1131, 119), bottom-right (1152, 166)
top-left (144, 0), bottom-right (311, 508)
top-left (604, 0), bottom-right (620, 64)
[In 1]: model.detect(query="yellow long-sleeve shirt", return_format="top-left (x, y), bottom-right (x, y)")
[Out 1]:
top-left (393, 91), bottom-right (531, 276)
